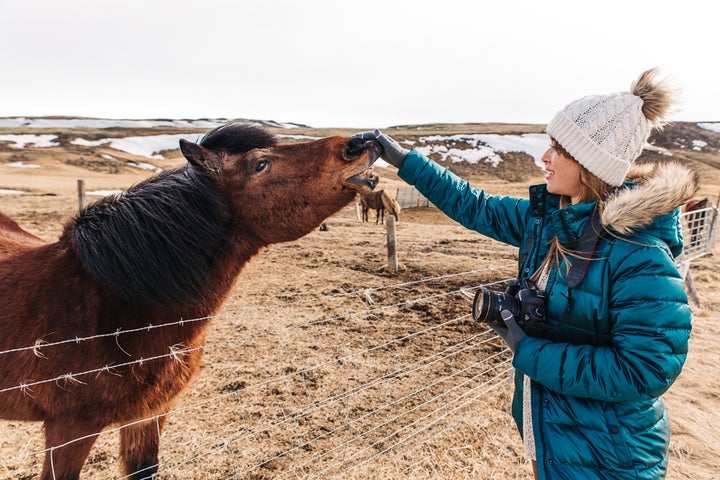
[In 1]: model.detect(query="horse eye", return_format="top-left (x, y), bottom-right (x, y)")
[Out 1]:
top-left (255, 160), bottom-right (268, 172)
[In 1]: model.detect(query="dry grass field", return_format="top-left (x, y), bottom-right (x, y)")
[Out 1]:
top-left (0, 119), bottom-right (718, 479)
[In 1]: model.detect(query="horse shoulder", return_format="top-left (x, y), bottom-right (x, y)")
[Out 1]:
top-left (0, 212), bottom-right (47, 260)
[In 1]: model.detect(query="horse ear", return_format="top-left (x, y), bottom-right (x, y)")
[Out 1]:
top-left (179, 139), bottom-right (212, 168)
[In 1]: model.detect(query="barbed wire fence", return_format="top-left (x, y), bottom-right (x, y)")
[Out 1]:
top-left (0, 265), bottom-right (518, 479)
top-left (1, 202), bottom-right (715, 479)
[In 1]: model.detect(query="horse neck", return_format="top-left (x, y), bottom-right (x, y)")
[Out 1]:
top-left (68, 166), bottom-right (263, 312)
top-left (196, 233), bottom-right (264, 311)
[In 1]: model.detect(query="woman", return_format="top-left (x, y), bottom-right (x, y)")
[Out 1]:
top-left (355, 69), bottom-right (697, 479)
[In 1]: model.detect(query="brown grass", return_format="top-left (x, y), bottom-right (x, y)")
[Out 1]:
top-left (0, 121), bottom-right (718, 479)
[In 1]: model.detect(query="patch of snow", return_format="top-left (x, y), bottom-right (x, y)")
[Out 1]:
top-left (697, 122), bottom-right (720, 133)
top-left (0, 134), bottom-right (59, 148)
top-left (73, 133), bottom-right (201, 159)
top-left (416, 133), bottom-right (550, 168)
top-left (128, 162), bottom-right (162, 172)
top-left (644, 143), bottom-right (673, 156)
top-left (7, 161), bottom-right (41, 169)
top-left (0, 189), bottom-right (25, 195)
top-left (0, 117), bottom-right (227, 129)
top-left (87, 190), bottom-right (124, 197)
top-left (415, 144), bottom-right (503, 166)
top-left (692, 140), bottom-right (707, 151)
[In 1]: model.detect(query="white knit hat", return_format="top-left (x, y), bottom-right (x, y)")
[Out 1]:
top-left (546, 68), bottom-right (676, 186)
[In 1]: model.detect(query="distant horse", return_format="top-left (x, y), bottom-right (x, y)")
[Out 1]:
top-left (684, 197), bottom-right (710, 248)
top-left (359, 189), bottom-right (401, 224)
top-left (0, 123), bottom-right (380, 480)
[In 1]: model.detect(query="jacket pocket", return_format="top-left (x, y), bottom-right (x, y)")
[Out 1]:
top-left (603, 405), bottom-right (633, 468)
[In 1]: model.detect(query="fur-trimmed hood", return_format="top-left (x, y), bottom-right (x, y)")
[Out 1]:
top-left (601, 161), bottom-right (699, 235)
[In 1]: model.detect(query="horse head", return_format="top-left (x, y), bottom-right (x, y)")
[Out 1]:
top-left (180, 123), bottom-right (381, 244)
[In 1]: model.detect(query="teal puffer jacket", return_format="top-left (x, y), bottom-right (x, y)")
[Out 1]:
top-left (398, 150), bottom-right (697, 480)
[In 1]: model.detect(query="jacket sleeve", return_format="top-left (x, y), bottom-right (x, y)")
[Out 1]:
top-left (512, 241), bottom-right (692, 402)
top-left (398, 149), bottom-right (530, 247)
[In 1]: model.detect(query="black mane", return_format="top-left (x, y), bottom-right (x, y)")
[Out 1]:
top-left (199, 123), bottom-right (277, 153)
top-left (72, 165), bottom-right (231, 307)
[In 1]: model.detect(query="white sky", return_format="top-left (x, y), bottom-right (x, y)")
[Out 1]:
top-left (1, 0), bottom-right (717, 128)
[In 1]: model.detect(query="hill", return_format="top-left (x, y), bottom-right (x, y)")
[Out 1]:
top-left (1, 118), bottom-right (719, 198)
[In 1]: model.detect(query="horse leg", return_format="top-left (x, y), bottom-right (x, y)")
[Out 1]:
top-left (41, 418), bottom-right (101, 480)
top-left (120, 415), bottom-right (167, 479)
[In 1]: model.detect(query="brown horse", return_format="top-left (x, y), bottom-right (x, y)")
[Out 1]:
top-left (359, 189), bottom-right (400, 224)
top-left (0, 123), bottom-right (380, 480)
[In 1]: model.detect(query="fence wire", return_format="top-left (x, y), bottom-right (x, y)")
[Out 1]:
top-left (0, 267), bottom-right (517, 480)
top-left (2, 203), bottom-right (717, 479)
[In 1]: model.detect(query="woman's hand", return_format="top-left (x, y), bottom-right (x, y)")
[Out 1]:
top-left (352, 129), bottom-right (409, 168)
top-left (490, 310), bottom-right (527, 353)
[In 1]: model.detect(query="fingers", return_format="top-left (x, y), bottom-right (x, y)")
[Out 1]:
top-left (351, 131), bottom-right (378, 140)
top-left (352, 129), bottom-right (391, 145)
top-left (373, 131), bottom-right (400, 150)
top-left (500, 309), bottom-right (523, 333)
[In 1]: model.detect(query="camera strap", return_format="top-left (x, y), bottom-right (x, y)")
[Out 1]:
top-left (561, 206), bottom-right (603, 323)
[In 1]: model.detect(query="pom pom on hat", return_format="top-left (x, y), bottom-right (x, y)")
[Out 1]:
top-left (546, 68), bottom-right (677, 186)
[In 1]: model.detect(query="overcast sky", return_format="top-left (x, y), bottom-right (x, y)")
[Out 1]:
top-left (1, 0), bottom-right (716, 128)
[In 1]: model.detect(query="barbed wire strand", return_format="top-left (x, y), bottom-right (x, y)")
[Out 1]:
top-left (267, 352), bottom-right (511, 479)
top-left (155, 331), bottom-right (506, 478)
top-left (308, 360), bottom-right (512, 478)
top-left (2, 275), bottom-right (516, 479)
top-left (2, 305), bottom-right (493, 469)
top-left (337, 368), bottom-right (512, 478)
top-left (118, 326), bottom-right (495, 478)
top-left (0, 265), bottom-right (515, 357)
top-left (0, 276), bottom-right (514, 397)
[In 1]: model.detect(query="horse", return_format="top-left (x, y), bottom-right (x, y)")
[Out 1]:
top-left (0, 123), bottom-right (381, 480)
top-left (684, 197), bottom-right (710, 249)
top-left (359, 189), bottom-right (400, 224)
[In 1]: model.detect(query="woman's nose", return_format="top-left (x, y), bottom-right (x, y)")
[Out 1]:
top-left (541, 148), bottom-right (552, 164)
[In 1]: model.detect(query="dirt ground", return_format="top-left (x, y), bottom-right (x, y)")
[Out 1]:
top-left (0, 126), bottom-right (718, 479)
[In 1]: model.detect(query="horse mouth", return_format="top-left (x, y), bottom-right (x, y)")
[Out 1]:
top-left (344, 170), bottom-right (379, 192)
top-left (342, 137), bottom-right (381, 192)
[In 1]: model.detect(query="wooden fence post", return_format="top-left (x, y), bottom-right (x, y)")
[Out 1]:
top-left (386, 215), bottom-right (398, 271)
top-left (685, 269), bottom-right (702, 308)
top-left (708, 193), bottom-right (720, 252)
top-left (77, 179), bottom-right (86, 211)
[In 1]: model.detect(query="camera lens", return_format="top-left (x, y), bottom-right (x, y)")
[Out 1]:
top-left (473, 288), bottom-right (519, 324)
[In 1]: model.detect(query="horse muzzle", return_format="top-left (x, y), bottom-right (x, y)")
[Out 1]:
top-left (342, 137), bottom-right (381, 192)
top-left (344, 137), bottom-right (383, 164)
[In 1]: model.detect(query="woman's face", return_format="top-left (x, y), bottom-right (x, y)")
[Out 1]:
top-left (542, 140), bottom-right (583, 204)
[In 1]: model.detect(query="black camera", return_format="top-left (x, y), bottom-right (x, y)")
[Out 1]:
top-left (472, 278), bottom-right (547, 330)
